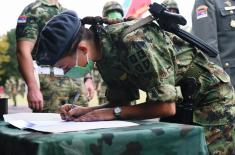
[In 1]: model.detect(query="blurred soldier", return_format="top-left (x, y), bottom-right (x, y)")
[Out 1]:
top-left (4, 77), bottom-right (25, 106)
top-left (191, 0), bottom-right (235, 84)
top-left (102, 1), bottom-right (124, 19)
top-left (16, 0), bottom-right (93, 112)
top-left (161, 0), bottom-right (179, 14)
top-left (92, 1), bottom-right (124, 105)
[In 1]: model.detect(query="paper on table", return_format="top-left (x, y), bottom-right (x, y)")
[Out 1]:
top-left (3, 113), bottom-right (139, 133)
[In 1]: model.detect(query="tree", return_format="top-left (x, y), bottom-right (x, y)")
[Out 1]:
top-left (0, 29), bottom-right (21, 85)
top-left (0, 29), bottom-right (25, 106)
top-left (0, 34), bottom-right (10, 77)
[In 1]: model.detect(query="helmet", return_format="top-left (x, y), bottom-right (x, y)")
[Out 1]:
top-left (102, 1), bottom-right (124, 17)
top-left (161, 0), bottom-right (179, 13)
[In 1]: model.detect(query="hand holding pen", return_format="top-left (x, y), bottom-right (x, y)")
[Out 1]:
top-left (59, 92), bottom-right (92, 121)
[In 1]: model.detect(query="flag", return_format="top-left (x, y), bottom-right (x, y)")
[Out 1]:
top-left (123, 0), bottom-right (151, 18)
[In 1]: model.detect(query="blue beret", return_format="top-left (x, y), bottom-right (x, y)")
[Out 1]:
top-left (36, 10), bottom-right (81, 65)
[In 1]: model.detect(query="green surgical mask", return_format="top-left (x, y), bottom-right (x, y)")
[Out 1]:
top-left (107, 11), bottom-right (123, 20)
top-left (64, 55), bottom-right (94, 79)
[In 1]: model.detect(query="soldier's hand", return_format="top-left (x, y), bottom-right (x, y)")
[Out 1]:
top-left (27, 88), bottom-right (43, 111)
top-left (71, 108), bottom-right (115, 122)
top-left (59, 104), bottom-right (92, 121)
top-left (84, 78), bottom-right (95, 100)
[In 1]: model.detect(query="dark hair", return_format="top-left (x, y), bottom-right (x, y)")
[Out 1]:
top-left (67, 16), bottom-right (135, 56)
top-left (68, 26), bottom-right (94, 55)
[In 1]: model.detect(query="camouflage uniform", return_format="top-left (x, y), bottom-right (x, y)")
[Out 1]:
top-left (92, 1), bottom-right (124, 105)
top-left (16, 0), bottom-right (88, 112)
top-left (171, 35), bottom-right (235, 154)
top-left (161, 0), bottom-right (179, 14)
top-left (96, 20), bottom-right (235, 154)
top-left (102, 1), bottom-right (124, 18)
top-left (92, 69), bottom-right (107, 104)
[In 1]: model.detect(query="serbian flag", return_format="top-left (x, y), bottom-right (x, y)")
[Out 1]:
top-left (17, 16), bottom-right (27, 23)
top-left (123, 0), bottom-right (151, 18)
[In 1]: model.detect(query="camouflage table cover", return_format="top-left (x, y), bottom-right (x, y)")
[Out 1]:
top-left (0, 121), bottom-right (208, 155)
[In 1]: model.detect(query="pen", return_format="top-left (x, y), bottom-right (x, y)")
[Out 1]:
top-left (65, 92), bottom-right (80, 121)
top-left (71, 91), bottom-right (80, 108)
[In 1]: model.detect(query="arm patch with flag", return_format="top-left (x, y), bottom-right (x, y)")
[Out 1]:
top-left (124, 0), bottom-right (151, 18)
top-left (17, 16), bottom-right (27, 24)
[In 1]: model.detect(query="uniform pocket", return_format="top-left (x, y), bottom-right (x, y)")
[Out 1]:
top-left (218, 8), bottom-right (235, 31)
top-left (210, 64), bottom-right (230, 83)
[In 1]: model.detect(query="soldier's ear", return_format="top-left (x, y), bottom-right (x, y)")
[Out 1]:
top-left (78, 41), bottom-right (88, 55)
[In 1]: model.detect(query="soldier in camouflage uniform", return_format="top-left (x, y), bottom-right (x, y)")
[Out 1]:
top-left (170, 35), bottom-right (235, 154)
top-left (92, 1), bottom-right (125, 105)
top-left (102, 1), bottom-right (124, 19)
top-left (36, 11), bottom-right (235, 154)
top-left (16, 0), bottom-right (89, 112)
top-left (161, 0), bottom-right (179, 14)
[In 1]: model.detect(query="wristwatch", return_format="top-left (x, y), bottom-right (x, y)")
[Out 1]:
top-left (113, 107), bottom-right (122, 119)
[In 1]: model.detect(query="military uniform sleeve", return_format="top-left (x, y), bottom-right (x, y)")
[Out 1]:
top-left (192, 0), bottom-right (218, 50)
top-left (16, 5), bottom-right (39, 42)
top-left (123, 28), bottom-right (183, 103)
top-left (96, 33), bottom-right (140, 103)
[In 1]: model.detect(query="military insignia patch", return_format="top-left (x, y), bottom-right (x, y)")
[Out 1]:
top-left (129, 55), bottom-right (138, 64)
top-left (230, 20), bottom-right (235, 28)
top-left (128, 41), bottom-right (153, 74)
top-left (196, 5), bottom-right (208, 19)
top-left (128, 51), bottom-right (151, 73)
top-left (17, 16), bottom-right (27, 23)
top-left (135, 64), bottom-right (144, 72)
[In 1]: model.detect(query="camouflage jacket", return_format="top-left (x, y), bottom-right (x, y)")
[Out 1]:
top-left (16, 0), bottom-right (65, 58)
top-left (172, 35), bottom-right (235, 125)
top-left (97, 20), bottom-right (182, 103)
top-left (96, 20), bottom-right (235, 125)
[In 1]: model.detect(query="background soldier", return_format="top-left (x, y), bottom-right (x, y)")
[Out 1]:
top-left (191, 0), bottom-right (235, 84)
top-left (161, 0), bottom-right (180, 14)
top-left (102, 1), bottom-right (124, 19)
top-left (92, 1), bottom-right (124, 105)
top-left (16, 0), bottom-right (92, 112)
top-left (4, 77), bottom-right (25, 106)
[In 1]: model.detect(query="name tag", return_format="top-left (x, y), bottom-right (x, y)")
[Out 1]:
top-left (37, 66), bottom-right (50, 75)
top-left (230, 20), bottom-right (235, 28)
top-left (53, 67), bottom-right (64, 76)
top-left (225, 6), bottom-right (235, 11)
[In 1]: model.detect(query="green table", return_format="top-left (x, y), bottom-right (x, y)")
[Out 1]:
top-left (0, 121), bottom-right (208, 155)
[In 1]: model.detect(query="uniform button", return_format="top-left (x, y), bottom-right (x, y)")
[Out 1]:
top-left (225, 62), bottom-right (229, 67)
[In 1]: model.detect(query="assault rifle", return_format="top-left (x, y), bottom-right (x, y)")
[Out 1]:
top-left (149, 2), bottom-right (218, 58)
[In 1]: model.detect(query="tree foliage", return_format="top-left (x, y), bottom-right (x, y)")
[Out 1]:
top-left (0, 34), bottom-right (10, 76)
top-left (0, 29), bottom-right (21, 85)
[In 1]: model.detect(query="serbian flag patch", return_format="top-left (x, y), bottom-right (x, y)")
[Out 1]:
top-left (17, 16), bottom-right (27, 23)
top-left (196, 5), bottom-right (208, 19)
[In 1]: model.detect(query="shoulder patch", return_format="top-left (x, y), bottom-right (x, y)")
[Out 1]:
top-left (128, 41), bottom-right (152, 74)
top-left (196, 5), bottom-right (208, 19)
top-left (17, 16), bottom-right (27, 24)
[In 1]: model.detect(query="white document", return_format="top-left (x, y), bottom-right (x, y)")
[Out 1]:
top-left (3, 113), bottom-right (139, 133)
